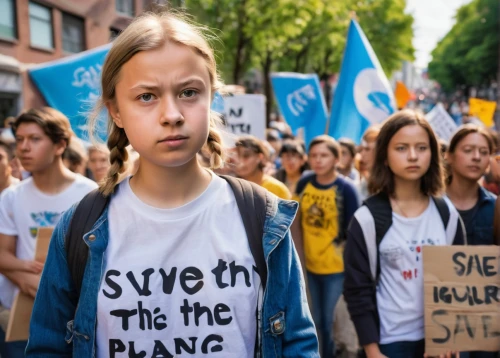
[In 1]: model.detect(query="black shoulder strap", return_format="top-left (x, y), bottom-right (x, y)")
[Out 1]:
top-left (65, 189), bottom-right (110, 296)
top-left (363, 192), bottom-right (393, 246)
top-left (220, 175), bottom-right (268, 290)
top-left (431, 196), bottom-right (450, 229)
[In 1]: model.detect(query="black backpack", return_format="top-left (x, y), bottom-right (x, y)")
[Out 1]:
top-left (65, 175), bottom-right (268, 297)
top-left (362, 191), bottom-right (451, 282)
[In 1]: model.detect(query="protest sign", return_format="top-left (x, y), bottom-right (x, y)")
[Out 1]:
top-left (222, 94), bottom-right (266, 141)
top-left (425, 103), bottom-right (458, 141)
top-left (469, 98), bottom-right (497, 127)
top-left (424, 246), bottom-right (500, 356)
top-left (6, 227), bottom-right (53, 342)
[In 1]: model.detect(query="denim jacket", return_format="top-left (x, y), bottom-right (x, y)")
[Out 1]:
top-left (466, 186), bottom-right (497, 245)
top-left (26, 192), bottom-right (319, 357)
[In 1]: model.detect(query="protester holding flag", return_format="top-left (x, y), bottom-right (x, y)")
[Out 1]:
top-left (0, 108), bottom-right (97, 356)
top-left (292, 135), bottom-right (359, 358)
top-left (27, 11), bottom-right (318, 357)
top-left (235, 135), bottom-right (292, 199)
top-left (344, 110), bottom-right (464, 358)
top-left (274, 139), bottom-right (309, 194)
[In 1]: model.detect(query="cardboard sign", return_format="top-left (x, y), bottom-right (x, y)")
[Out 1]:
top-left (425, 103), bottom-right (458, 141)
top-left (424, 246), bottom-right (500, 356)
top-left (223, 94), bottom-right (266, 141)
top-left (5, 227), bottom-right (53, 342)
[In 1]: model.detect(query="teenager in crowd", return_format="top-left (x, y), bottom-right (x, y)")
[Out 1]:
top-left (358, 125), bottom-right (381, 200)
top-left (344, 110), bottom-right (464, 358)
top-left (274, 139), bottom-right (309, 194)
top-left (0, 107), bottom-right (97, 357)
top-left (337, 138), bottom-right (360, 183)
top-left (87, 145), bottom-right (111, 183)
top-left (27, 11), bottom-right (318, 357)
top-left (235, 135), bottom-right (292, 199)
top-left (292, 135), bottom-right (359, 358)
top-left (445, 125), bottom-right (497, 358)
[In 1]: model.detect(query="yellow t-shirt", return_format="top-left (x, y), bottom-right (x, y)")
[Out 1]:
top-left (261, 175), bottom-right (292, 200)
top-left (296, 174), bottom-right (359, 274)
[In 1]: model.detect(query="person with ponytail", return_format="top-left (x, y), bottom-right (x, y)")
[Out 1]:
top-left (27, 11), bottom-right (318, 357)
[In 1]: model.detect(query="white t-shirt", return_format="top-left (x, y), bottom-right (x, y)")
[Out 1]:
top-left (96, 174), bottom-right (260, 358)
top-left (377, 198), bottom-right (458, 344)
top-left (0, 175), bottom-right (97, 308)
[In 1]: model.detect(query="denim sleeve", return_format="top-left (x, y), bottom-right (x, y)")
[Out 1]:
top-left (26, 206), bottom-right (77, 357)
top-left (282, 231), bottom-right (320, 357)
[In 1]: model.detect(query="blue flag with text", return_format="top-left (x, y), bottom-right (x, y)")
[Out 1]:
top-left (328, 19), bottom-right (395, 143)
top-left (29, 44), bottom-right (111, 142)
top-left (270, 72), bottom-right (328, 147)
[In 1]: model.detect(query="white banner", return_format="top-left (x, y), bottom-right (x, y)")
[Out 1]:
top-left (425, 103), bottom-right (458, 141)
top-left (222, 94), bottom-right (266, 140)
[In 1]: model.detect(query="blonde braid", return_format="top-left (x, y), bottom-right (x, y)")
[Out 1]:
top-left (100, 125), bottom-right (129, 196)
top-left (206, 113), bottom-right (224, 169)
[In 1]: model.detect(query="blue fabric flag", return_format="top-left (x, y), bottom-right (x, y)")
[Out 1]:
top-left (29, 44), bottom-right (111, 142)
top-left (270, 72), bottom-right (328, 147)
top-left (328, 19), bottom-right (395, 143)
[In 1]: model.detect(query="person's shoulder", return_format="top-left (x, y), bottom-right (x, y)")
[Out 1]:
top-left (295, 171), bottom-right (315, 195)
top-left (73, 174), bottom-right (99, 191)
top-left (335, 174), bottom-right (358, 194)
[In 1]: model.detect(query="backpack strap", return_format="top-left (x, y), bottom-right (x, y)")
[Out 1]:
top-left (65, 189), bottom-right (110, 296)
top-left (362, 192), bottom-right (393, 282)
top-left (431, 196), bottom-right (450, 229)
top-left (220, 175), bottom-right (268, 290)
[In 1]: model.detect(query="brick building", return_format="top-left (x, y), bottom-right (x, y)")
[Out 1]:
top-left (0, 0), bottom-right (164, 125)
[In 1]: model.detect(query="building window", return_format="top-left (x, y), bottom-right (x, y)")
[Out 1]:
top-left (62, 13), bottom-right (84, 53)
top-left (0, 0), bottom-right (16, 39)
top-left (110, 28), bottom-right (120, 41)
top-left (116, 0), bottom-right (134, 17)
top-left (29, 2), bottom-right (53, 49)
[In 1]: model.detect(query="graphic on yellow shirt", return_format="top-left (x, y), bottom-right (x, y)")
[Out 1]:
top-left (300, 182), bottom-right (343, 274)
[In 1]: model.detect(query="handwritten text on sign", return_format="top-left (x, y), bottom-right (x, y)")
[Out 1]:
top-left (223, 94), bottom-right (266, 140)
top-left (424, 246), bottom-right (500, 356)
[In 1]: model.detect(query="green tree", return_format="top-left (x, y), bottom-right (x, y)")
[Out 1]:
top-left (428, 0), bottom-right (499, 92)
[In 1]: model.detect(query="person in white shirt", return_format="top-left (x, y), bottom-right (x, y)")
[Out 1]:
top-left (0, 107), bottom-right (97, 356)
top-left (344, 110), bottom-right (463, 358)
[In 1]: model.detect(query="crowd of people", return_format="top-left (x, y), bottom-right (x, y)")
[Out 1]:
top-left (0, 9), bottom-right (498, 358)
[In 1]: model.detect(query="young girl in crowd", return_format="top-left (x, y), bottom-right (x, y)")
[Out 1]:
top-left (337, 138), bottom-right (360, 183)
top-left (274, 139), bottom-right (309, 194)
top-left (27, 11), bottom-right (317, 357)
top-left (344, 110), bottom-right (464, 358)
top-left (445, 125), bottom-right (497, 358)
top-left (446, 125), bottom-right (496, 246)
top-left (292, 135), bottom-right (359, 358)
top-left (87, 145), bottom-right (111, 183)
top-left (234, 135), bottom-right (292, 199)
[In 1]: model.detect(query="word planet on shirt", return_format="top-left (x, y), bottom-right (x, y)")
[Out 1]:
top-left (102, 259), bottom-right (257, 358)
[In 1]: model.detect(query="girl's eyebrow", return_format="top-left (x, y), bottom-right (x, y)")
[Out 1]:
top-left (129, 77), bottom-right (206, 91)
top-left (176, 77), bottom-right (206, 88)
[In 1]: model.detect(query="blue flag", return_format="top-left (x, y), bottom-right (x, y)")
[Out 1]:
top-left (270, 72), bottom-right (328, 147)
top-left (29, 44), bottom-right (111, 142)
top-left (328, 19), bottom-right (395, 143)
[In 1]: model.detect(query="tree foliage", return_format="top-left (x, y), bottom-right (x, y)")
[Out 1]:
top-left (428, 0), bottom-right (499, 92)
top-left (183, 0), bottom-right (415, 118)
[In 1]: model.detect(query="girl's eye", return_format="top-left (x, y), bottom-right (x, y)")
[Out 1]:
top-left (418, 146), bottom-right (428, 151)
top-left (396, 147), bottom-right (405, 151)
top-left (180, 89), bottom-right (197, 98)
top-left (138, 93), bottom-right (154, 102)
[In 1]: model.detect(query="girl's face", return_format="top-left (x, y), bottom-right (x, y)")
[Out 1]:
top-left (339, 145), bottom-right (353, 169)
top-left (234, 147), bottom-right (263, 179)
top-left (88, 150), bottom-right (110, 182)
top-left (308, 143), bottom-right (338, 177)
top-left (108, 42), bottom-right (211, 170)
top-left (387, 124), bottom-right (432, 183)
top-left (281, 152), bottom-right (305, 176)
top-left (448, 133), bottom-right (490, 182)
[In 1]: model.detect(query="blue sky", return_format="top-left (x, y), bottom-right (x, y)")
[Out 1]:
top-left (406, 0), bottom-right (472, 69)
